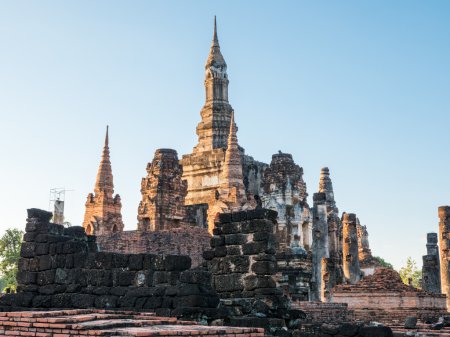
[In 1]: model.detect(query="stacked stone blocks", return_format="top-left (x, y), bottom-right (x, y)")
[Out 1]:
top-left (2, 208), bottom-right (219, 316)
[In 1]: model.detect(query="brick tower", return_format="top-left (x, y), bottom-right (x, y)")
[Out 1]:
top-left (82, 126), bottom-right (124, 235)
top-left (181, 17), bottom-right (237, 206)
top-left (137, 149), bottom-right (187, 231)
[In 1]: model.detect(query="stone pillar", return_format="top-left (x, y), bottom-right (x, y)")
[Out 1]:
top-left (422, 232), bottom-right (441, 294)
top-left (311, 192), bottom-right (329, 301)
top-left (439, 206), bottom-right (450, 309)
top-left (342, 213), bottom-right (361, 284)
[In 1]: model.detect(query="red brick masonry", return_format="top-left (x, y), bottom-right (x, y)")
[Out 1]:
top-left (0, 309), bottom-right (264, 337)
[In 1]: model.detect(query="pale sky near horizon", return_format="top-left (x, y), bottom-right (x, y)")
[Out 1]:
top-left (1, 1), bottom-right (449, 270)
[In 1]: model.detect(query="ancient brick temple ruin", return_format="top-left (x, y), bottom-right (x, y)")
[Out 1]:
top-left (78, 18), bottom-right (381, 287)
top-left (6, 16), bottom-right (450, 337)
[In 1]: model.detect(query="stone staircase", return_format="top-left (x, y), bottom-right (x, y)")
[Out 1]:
top-left (0, 309), bottom-right (264, 337)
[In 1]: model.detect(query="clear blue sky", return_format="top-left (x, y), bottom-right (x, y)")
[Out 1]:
top-left (0, 1), bottom-right (449, 270)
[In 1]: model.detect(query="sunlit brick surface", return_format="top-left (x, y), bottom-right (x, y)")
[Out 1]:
top-left (0, 309), bottom-right (264, 337)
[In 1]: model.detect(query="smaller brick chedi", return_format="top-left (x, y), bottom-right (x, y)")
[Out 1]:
top-left (137, 149), bottom-right (187, 231)
top-left (82, 126), bottom-right (124, 236)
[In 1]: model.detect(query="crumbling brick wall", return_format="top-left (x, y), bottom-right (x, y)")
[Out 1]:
top-left (96, 226), bottom-right (211, 267)
top-left (203, 209), bottom-right (308, 332)
top-left (0, 208), bottom-right (218, 317)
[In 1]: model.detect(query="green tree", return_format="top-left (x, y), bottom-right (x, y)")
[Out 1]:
top-left (373, 256), bottom-right (393, 269)
top-left (0, 228), bottom-right (23, 292)
top-left (399, 256), bottom-right (422, 289)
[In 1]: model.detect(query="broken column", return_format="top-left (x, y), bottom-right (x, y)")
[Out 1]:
top-left (422, 232), bottom-right (441, 294)
top-left (342, 213), bottom-right (361, 284)
top-left (311, 192), bottom-right (329, 301)
top-left (357, 219), bottom-right (372, 262)
top-left (439, 206), bottom-right (450, 309)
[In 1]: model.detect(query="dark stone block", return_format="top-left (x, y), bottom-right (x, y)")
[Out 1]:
top-left (152, 271), bottom-right (168, 285)
top-left (164, 255), bottom-right (191, 271)
top-left (128, 254), bottom-right (144, 270)
top-left (16, 271), bottom-right (37, 285)
top-left (48, 243), bottom-right (57, 255)
top-left (117, 271), bottom-right (135, 286)
top-left (180, 270), bottom-right (212, 285)
top-left (71, 293), bottom-right (94, 308)
top-left (214, 246), bottom-right (227, 257)
top-left (242, 241), bottom-right (274, 255)
top-left (93, 252), bottom-right (113, 269)
top-left (212, 228), bottom-right (222, 236)
top-left (214, 274), bottom-right (244, 292)
top-left (241, 219), bottom-right (273, 234)
top-left (64, 226), bottom-right (86, 238)
top-left (38, 284), bottom-right (57, 295)
top-left (358, 327), bottom-right (393, 337)
top-left (10, 292), bottom-right (34, 307)
top-left (20, 242), bottom-right (36, 258)
top-left (339, 323), bottom-right (360, 337)
top-left (18, 285), bottom-right (39, 295)
top-left (38, 255), bottom-right (53, 271)
top-left (211, 236), bottom-right (225, 247)
top-left (27, 208), bottom-right (52, 223)
top-left (119, 295), bottom-right (137, 308)
top-left (252, 261), bottom-right (277, 275)
top-left (23, 232), bottom-right (37, 242)
top-left (18, 258), bottom-right (29, 271)
top-left (218, 213), bottom-right (232, 224)
top-left (95, 295), bottom-right (117, 309)
top-left (231, 211), bottom-right (247, 222)
top-left (143, 254), bottom-right (164, 270)
top-left (66, 284), bottom-right (82, 293)
top-left (177, 284), bottom-right (202, 296)
top-left (110, 286), bottom-right (128, 296)
top-left (202, 250), bottom-right (215, 261)
top-left (35, 243), bottom-right (49, 255)
top-left (127, 286), bottom-right (165, 297)
top-left (92, 286), bottom-right (111, 295)
top-left (227, 255), bottom-right (250, 273)
top-left (135, 297), bottom-right (147, 309)
top-left (32, 295), bottom-right (52, 308)
top-left (143, 296), bottom-right (163, 309)
top-left (221, 223), bottom-right (240, 234)
top-left (55, 255), bottom-right (65, 268)
top-left (253, 231), bottom-right (273, 241)
top-left (49, 293), bottom-right (71, 308)
top-left (244, 275), bottom-right (276, 290)
top-left (224, 234), bottom-right (248, 245)
top-left (175, 295), bottom-right (209, 308)
top-left (36, 269), bottom-right (55, 285)
top-left (404, 317), bottom-right (417, 329)
top-left (72, 252), bottom-right (88, 268)
top-left (64, 254), bottom-right (73, 269)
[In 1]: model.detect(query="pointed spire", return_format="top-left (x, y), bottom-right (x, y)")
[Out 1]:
top-left (221, 113), bottom-right (245, 201)
top-left (205, 16), bottom-right (226, 71)
top-left (212, 15), bottom-right (219, 46)
top-left (94, 126), bottom-right (114, 196)
top-left (105, 125), bottom-right (109, 147)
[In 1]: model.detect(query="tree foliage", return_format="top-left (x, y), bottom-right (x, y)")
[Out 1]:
top-left (399, 256), bottom-right (422, 289)
top-left (373, 256), bottom-right (393, 269)
top-left (0, 228), bottom-right (23, 292)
